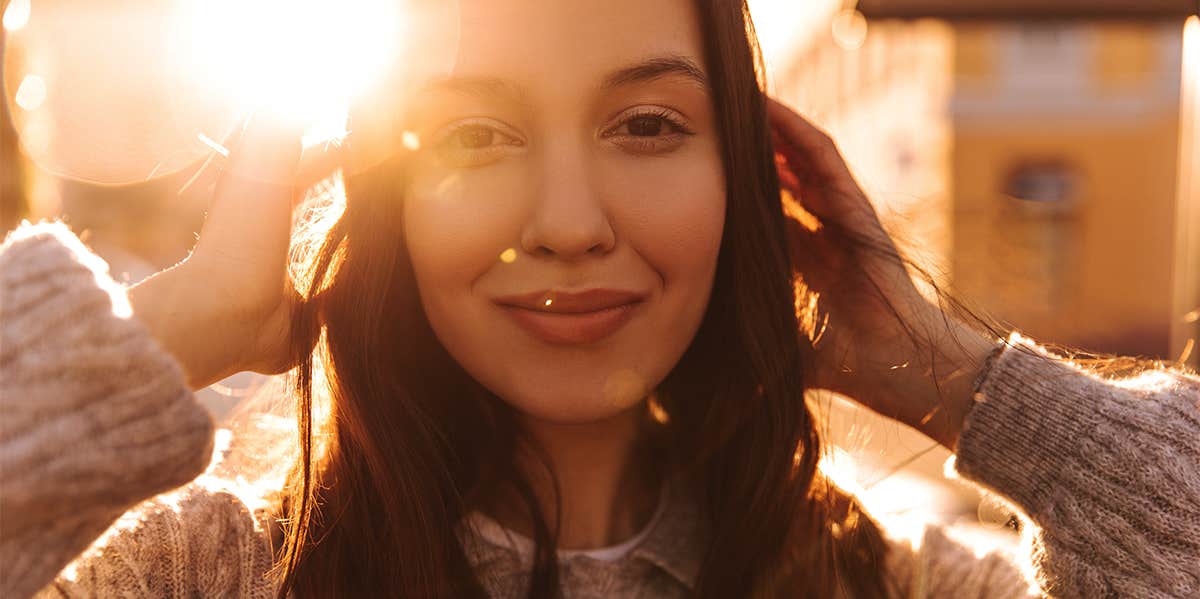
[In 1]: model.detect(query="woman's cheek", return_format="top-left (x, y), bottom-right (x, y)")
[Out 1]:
top-left (606, 149), bottom-right (725, 280)
top-left (403, 167), bottom-right (528, 287)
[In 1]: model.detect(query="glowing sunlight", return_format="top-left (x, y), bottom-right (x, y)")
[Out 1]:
top-left (2, 0), bottom-right (419, 183)
top-left (172, 0), bottom-right (402, 145)
top-left (1, 0), bottom-right (29, 31)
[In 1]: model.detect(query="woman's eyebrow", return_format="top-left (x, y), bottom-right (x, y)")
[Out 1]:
top-left (412, 55), bottom-right (708, 105)
top-left (600, 55), bottom-right (708, 91)
top-left (416, 77), bottom-right (528, 105)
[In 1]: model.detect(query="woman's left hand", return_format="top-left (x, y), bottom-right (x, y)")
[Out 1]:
top-left (766, 97), bottom-right (998, 450)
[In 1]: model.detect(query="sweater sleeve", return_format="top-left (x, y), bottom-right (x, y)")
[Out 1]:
top-left (884, 522), bottom-right (1038, 599)
top-left (951, 331), bottom-right (1200, 598)
top-left (31, 485), bottom-right (277, 599)
top-left (0, 222), bottom-right (216, 599)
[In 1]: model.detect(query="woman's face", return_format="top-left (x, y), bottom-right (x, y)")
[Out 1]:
top-left (401, 0), bottom-right (725, 423)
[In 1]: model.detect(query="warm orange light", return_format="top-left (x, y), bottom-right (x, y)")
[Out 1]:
top-left (781, 188), bottom-right (823, 233)
top-left (172, 0), bottom-right (403, 147)
top-left (1186, 15), bottom-right (1200, 66)
top-left (1174, 15), bottom-right (1199, 368)
top-left (746, 0), bottom-right (842, 65)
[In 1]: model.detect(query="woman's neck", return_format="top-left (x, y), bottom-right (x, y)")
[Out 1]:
top-left (489, 403), bottom-right (662, 550)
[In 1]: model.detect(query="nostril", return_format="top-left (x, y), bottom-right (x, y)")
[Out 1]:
top-left (521, 215), bottom-right (617, 258)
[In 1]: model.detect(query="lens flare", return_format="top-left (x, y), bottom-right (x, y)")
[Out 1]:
top-left (172, 0), bottom-right (403, 145)
top-left (401, 130), bottom-right (421, 151)
top-left (2, 0), bottom-right (448, 183)
top-left (2, 0), bottom-right (30, 31)
top-left (13, 74), bottom-right (46, 111)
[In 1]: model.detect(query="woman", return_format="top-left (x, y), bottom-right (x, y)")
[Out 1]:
top-left (2, 1), bottom-right (1197, 597)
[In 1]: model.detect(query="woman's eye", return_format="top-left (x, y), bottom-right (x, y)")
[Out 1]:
top-left (451, 125), bottom-right (498, 149)
top-left (429, 119), bottom-right (523, 167)
top-left (605, 109), bottom-right (695, 154)
top-left (613, 113), bottom-right (687, 137)
top-left (626, 115), bottom-right (667, 137)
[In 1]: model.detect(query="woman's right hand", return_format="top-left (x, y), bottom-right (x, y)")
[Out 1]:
top-left (128, 113), bottom-right (310, 390)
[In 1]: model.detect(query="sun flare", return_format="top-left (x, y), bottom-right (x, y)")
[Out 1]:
top-left (172, 0), bottom-right (403, 146)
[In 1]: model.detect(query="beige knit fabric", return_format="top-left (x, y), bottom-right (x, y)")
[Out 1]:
top-left (2, 221), bottom-right (1198, 598)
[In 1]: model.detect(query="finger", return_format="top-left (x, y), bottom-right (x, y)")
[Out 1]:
top-left (765, 98), bottom-right (854, 185)
top-left (769, 126), bottom-right (848, 223)
top-left (772, 135), bottom-right (844, 226)
top-left (193, 112), bottom-right (303, 263)
top-left (767, 100), bottom-right (884, 228)
top-left (225, 112), bottom-right (303, 185)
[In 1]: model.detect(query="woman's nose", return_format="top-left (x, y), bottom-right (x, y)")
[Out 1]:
top-left (519, 145), bottom-right (616, 259)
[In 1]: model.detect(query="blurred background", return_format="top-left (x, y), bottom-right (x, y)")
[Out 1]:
top-left (2, 0), bottom-right (1198, 550)
top-left (748, 0), bottom-right (1200, 548)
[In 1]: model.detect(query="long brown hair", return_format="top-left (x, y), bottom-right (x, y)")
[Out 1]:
top-left (275, 2), bottom-right (900, 597)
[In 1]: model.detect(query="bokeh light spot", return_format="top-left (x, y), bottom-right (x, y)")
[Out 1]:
top-left (14, 74), bottom-right (47, 111)
top-left (603, 368), bottom-right (647, 407)
top-left (2, 0), bottom-right (30, 31)
top-left (402, 130), bottom-right (421, 151)
top-left (647, 396), bottom-right (670, 424)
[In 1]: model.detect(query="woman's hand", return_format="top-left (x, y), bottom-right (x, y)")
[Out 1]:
top-left (767, 97), bottom-right (997, 450)
top-left (128, 113), bottom-right (312, 390)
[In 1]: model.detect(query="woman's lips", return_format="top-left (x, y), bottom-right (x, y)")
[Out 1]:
top-left (499, 302), bottom-right (641, 345)
top-left (493, 288), bottom-right (648, 345)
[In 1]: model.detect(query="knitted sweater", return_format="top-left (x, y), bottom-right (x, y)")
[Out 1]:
top-left (1, 221), bottom-right (1198, 598)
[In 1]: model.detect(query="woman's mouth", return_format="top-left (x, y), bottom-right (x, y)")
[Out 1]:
top-left (493, 289), bottom-right (646, 345)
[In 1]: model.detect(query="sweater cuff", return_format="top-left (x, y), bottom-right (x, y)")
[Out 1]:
top-left (952, 332), bottom-right (1092, 515)
top-left (0, 221), bottom-right (214, 598)
top-left (952, 330), bottom-right (1192, 520)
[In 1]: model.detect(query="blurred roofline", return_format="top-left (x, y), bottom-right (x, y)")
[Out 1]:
top-left (858, 0), bottom-right (1198, 21)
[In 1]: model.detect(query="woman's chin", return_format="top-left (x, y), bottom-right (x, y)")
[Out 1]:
top-left (492, 370), bottom-right (653, 425)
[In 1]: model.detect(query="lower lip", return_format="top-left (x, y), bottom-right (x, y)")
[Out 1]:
top-left (499, 302), bottom-right (640, 345)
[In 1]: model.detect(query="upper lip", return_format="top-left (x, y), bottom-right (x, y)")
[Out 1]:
top-left (494, 289), bottom-right (647, 314)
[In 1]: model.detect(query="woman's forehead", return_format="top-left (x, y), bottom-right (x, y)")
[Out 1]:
top-left (436, 0), bottom-right (707, 92)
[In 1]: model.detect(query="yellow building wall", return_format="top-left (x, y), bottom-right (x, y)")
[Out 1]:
top-left (950, 22), bottom-right (1182, 357)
